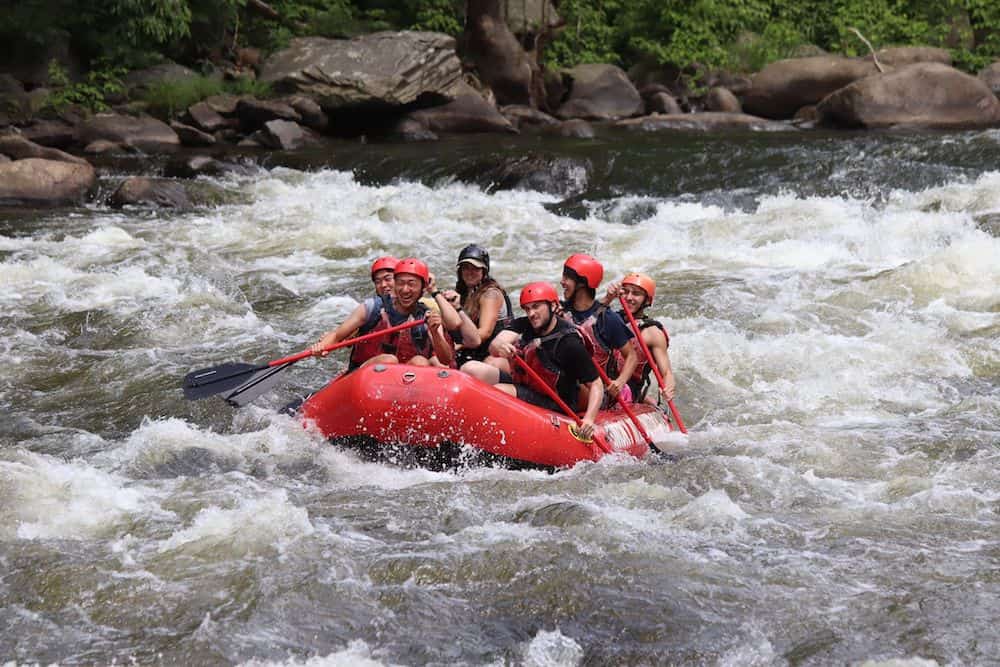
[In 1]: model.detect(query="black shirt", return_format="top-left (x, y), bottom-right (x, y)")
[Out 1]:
top-left (506, 317), bottom-right (599, 404)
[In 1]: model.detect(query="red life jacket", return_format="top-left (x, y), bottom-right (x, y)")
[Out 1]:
top-left (510, 319), bottom-right (580, 397)
top-left (349, 298), bottom-right (430, 369)
top-left (566, 304), bottom-right (616, 374)
top-left (616, 312), bottom-right (668, 397)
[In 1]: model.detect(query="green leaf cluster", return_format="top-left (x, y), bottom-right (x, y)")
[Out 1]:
top-left (42, 61), bottom-right (127, 113)
top-left (546, 0), bottom-right (1000, 74)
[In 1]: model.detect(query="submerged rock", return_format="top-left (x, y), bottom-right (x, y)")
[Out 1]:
top-left (109, 177), bottom-right (192, 209)
top-left (617, 112), bottom-right (790, 132)
top-left (108, 176), bottom-right (241, 209)
top-left (458, 154), bottom-right (592, 198)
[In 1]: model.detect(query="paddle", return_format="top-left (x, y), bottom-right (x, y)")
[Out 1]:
top-left (510, 355), bottom-right (613, 455)
top-left (590, 362), bottom-right (659, 452)
top-left (618, 295), bottom-right (688, 434)
top-left (182, 318), bottom-right (427, 403)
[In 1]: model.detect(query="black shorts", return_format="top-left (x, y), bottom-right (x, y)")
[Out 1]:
top-left (498, 370), bottom-right (561, 412)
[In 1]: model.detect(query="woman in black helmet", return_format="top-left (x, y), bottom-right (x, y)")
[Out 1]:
top-left (445, 244), bottom-right (512, 366)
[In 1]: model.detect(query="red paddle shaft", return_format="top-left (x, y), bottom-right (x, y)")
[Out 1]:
top-left (590, 363), bottom-right (655, 447)
top-left (511, 355), bottom-right (613, 455)
top-left (273, 318), bottom-right (427, 366)
top-left (618, 296), bottom-right (688, 434)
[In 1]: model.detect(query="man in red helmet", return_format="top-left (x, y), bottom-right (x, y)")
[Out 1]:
top-left (369, 256), bottom-right (398, 297)
top-left (311, 258), bottom-right (478, 370)
top-left (560, 254), bottom-right (638, 402)
top-left (462, 282), bottom-right (603, 439)
top-left (602, 273), bottom-right (677, 405)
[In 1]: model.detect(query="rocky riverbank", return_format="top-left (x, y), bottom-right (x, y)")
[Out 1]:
top-left (4, 30), bottom-right (1000, 209)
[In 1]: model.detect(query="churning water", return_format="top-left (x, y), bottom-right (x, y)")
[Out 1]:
top-left (1, 129), bottom-right (998, 665)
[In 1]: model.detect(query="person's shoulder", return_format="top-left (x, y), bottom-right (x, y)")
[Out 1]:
top-left (480, 285), bottom-right (504, 299)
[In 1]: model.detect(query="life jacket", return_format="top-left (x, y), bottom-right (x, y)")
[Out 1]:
top-left (510, 318), bottom-right (581, 403)
top-left (563, 301), bottom-right (618, 376)
top-left (617, 312), bottom-right (668, 399)
top-left (348, 295), bottom-right (431, 369)
top-left (452, 280), bottom-right (514, 364)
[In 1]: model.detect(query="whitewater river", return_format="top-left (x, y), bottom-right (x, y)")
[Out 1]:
top-left (1, 129), bottom-right (998, 666)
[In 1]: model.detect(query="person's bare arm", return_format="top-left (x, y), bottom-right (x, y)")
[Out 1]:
top-left (311, 302), bottom-right (368, 355)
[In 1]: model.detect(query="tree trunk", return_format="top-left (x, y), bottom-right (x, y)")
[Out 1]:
top-left (464, 0), bottom-right (546, 108)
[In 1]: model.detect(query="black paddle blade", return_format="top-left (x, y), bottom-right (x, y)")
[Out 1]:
top-left (182, 362), bottom-right (263, 400)
top-left (223, 361), bottom-right (295, 407)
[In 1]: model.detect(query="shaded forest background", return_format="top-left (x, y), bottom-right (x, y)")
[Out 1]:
top-left (2, 0), bottom-right (999, 110)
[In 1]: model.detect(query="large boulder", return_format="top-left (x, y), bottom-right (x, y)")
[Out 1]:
top-left (77, 113), bottom-right (179, 152)
top-left (0, 134), bottom-right (88, 165)
top-left (259, 32), bottom-right (462, 110)
top-left (744, 49), bottom-right (955, 119)
top-left (0, 158), bottom-right (95, 206)
top-left (18, 119), bottom-right (77, 148)
top-left (185, 101), bottom-right (229, 133)
top-left (645, 91), bottom-right (683, 115)
top-left (617, 112), bottom-right (790, 132)
top-left (743, 56), bottom-right (878, 119)
top-left (817, 62), bottom-right (1000, 129)
top-left (979, 61), bottom-right (1000, 96)
top-left (873, 46), bottom-right (952, 67)
top-left (705, 86), bottom-right (742, 113)
top-left (252, 120), bottom-right (320, 150)
top-left (556, 64), bottom-right (643, 121)
top-left (169, 121), bottom-right (216, 147)
top-left (235, 97), bottom-right (301, 132)
top-left (405, 82), bottom-right (516, 135)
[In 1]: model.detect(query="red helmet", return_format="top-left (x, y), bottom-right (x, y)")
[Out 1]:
top-left (519, 282), bottom-right (559, 308)
top-left (621, 273), bottom-right (656, 305)
top-left (370, 256), bottom-right (399, 277)
top-left (563, 254), bottom-right (603, 289)
top-left (394, 258), bottom-right (430, 285)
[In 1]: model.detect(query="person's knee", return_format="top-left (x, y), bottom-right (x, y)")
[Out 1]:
top-left (361, 354), bottom-right (397, 368)
top-left (484, 356), bottom-right (511, 374)
top-left (462, 360), bottom-right (499, 384)
top-left (495, 383), bottom-right (517, 397)
top-left (409, 355), bottom-right (431, 366)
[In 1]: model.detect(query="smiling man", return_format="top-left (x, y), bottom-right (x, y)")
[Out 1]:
top-left (311, 257), bottom-right (477, 371)
top-left (461, 282), bottom-right (604, 439)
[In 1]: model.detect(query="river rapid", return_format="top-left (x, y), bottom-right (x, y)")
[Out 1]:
top-left (1, 129), bottom-right (998, 666)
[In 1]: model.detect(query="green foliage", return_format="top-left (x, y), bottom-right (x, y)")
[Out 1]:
top-left (545, 0), bottom-right (625, 68)
top-left (409, 0), bottom-right (463, 35)
top-left (138, 74), bottom-right (272, 118)
top-left (43, 61), bottom-right (127, 113)
top-left (140, 75), bottom-right (226, 118)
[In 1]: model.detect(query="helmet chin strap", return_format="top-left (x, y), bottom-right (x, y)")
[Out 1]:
top-left (536, 304), bottom-right (555, 332)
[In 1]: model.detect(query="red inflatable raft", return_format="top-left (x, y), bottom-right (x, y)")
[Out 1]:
top-left (301, 363), bottom-right (676, 469)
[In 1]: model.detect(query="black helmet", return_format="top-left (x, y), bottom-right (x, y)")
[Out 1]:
top-left (457, 244), bottom-right (490, 273)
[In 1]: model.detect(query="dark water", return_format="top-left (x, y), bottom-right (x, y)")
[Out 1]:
top-left (1, 126), bottom-right (998, 666)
